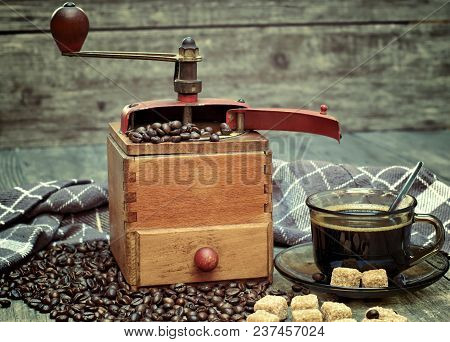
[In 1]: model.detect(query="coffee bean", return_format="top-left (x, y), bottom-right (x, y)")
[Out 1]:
top-left (234, 305), bottom-right (244, 314)
top-left (301, 288), bottom-right (310, 295)
top-left (175, 297), bottom-right (185, 306)
top-left (134, 304), bottom-right (146, 313)
top-left (40, 304), bottom-right (52, 313)
top-left (150, 136), bottom-right (161, 144)
top-left (312, 272), bottom-right (326, 282)
top-left (155, 128), bottom-right (165, 137)
top-left (200, 130), bottom-right (211, 138)
top-left (160, 123), bottom-right (170, 134)
top-left (8, 288), bottom-right (22, 299)
top-left (105, 287), bottom-right (117, 300)
top-left (210, 134), bottom-right (220, 142)
top-left (219, 313), bottom-right (230, 321)
top-left (204, 127), bottom-right (213, 134)
top-left (141, 132), bottom-right (152, 142)
top-left (231, 313), bottom-right (242, 321)
top-left (291, 284), bottom-right (304, 292)
top-left (169, 121), bottom-right (182, 129)
top-left (191, 126), bottom-right (201, 134)
top-left (169, 129), bottom-right (181, 136)
top-left (174, 283), bottom-right (186, 293)
top-left (134, 126), bottom-right (145, 134)
top-left (220, 123), bottom-right (232, 135)
top-left (131, 297), bottom-right (143, 306)
top-left (222, 308), bottom-right (234, 316)
top-left (180, 132), bottom-right (191, 141)
top-left (227, 297), bottom-right (240, 305)
top-left (269, 288), bottom-right (286, 296)
top-left (161, 135), bottom-right (171, 143)
top-left (28, 298), bottom-right (41, 308)
top-left (56, 314), bottom-right (69, 322)
top-left (0, 299), bottom-right (11, 308)
top-left (226, 288), bottom-right (240, 297)
top-left (153, 293), bottom-right (162, 305)
top-left (171, 136), bottom-right (182, 143)
top-left (163, 297), bottom-right (174, 306)
top-left (82, 312), bottom-right (95, 322)
top-left (129, 132), bottom-right (143, 143)
top-left (187, 313), bottom-right (198, 322)
top-left (180, 125), bottom-right (191, 133)
top-left (151, 123), bottom-right (162, 130)
top-left (190, 132), bottom-right (200, 140)
top-left (197, 311), bottom-right (208, 321)
top-left (130, 312), bottom-right (141, 322)
top-left (50, 310), bottom-right (59, 319)
top-left (146, 128), bottom-right (157, 138)
top-left (366, 309), bottom-right (379, 319)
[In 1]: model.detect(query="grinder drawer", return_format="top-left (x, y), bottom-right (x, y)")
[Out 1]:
top-left (135, 223), bottom-right (271, 286)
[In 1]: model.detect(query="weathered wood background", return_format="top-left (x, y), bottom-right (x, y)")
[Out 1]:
top-left (0, 0), bottom-right (449, 148)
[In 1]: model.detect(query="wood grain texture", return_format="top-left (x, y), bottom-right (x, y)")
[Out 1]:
top-left (0, 19), bottom-right (449, 147)
top-left (107, 137), bottom-right (129, 281)
top-left (109, 122), bottom-right (269, 156)
top-left (137, 223), bottom-right (270, 285)
top-left (1, 0), bottom-right (448, 32)
top-left (124, 150), bottom-right (271, 229)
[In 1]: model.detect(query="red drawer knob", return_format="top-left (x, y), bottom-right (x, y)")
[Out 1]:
top-left (194, 247), bottom-right (219, 272)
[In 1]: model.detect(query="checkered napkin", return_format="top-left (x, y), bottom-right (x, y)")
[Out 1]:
top-left (0, 180), bottom-right (108, 271)
top-left (272, 160), bottom-right (450, 252)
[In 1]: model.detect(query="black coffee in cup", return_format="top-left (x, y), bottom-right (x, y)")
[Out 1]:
top-left (306, 189), bottom-right (445, 278)
top-left (311, 204), bottom-right (412, 277)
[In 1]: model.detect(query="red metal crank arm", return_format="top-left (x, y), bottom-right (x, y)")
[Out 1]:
top-left (226, 107), bottom-right (341, 142)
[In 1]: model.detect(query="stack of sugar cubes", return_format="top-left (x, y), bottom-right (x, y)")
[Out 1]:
top-left (291, 295), bottom-right (356, 322)
top-left (247, 294), bottom-right (408, 322)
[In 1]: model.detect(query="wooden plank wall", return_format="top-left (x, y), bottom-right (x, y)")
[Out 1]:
top-left (0, 0), bottom-right (449, 148)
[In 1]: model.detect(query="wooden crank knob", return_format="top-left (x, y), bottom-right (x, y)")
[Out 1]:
top-left (194, 247), bottom-right (219, 272)
top-left (50, 2), bottom-right (89, 53)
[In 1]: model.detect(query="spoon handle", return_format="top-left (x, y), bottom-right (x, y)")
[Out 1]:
top-left (388, 161), bottom-right (423, 212)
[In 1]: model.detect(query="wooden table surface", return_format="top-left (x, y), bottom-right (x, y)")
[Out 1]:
top-left (0, 130), bottom-right (449, 322)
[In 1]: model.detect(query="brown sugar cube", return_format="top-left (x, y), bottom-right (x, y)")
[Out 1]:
top-left (292, 309), bottom-right (323, 322)
top-left (361, 269), bottom-right (388, 288)
top-left (291, 294), bottom-right (319, 310)
top-left (247, 310), bottom-right (280, 322)
top-left (332, 318), bottom-right (357, 322)
top-left (364, 306), bottom-right (408, 322)
top-left (330, 267), bottom-right (362, 287)
top-left (321, 302), bottom-right (352, 322)
top-left (254, 295), bottom-right (288, 320)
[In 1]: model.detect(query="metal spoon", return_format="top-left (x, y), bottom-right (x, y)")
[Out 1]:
top-left (388, 161), bottom-right (423, 212)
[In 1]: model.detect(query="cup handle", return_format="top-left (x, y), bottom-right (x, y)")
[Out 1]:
top-left (409, 213), bottom-right (445, 266)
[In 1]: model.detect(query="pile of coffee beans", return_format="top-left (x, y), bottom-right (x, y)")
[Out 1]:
top-left (0, 241), bottom-right (297, 322)
top-left (126, 121), bottom-right (233, 144)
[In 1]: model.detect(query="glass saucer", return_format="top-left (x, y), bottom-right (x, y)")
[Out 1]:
top-left (274, 243), bottom-right (449, 299)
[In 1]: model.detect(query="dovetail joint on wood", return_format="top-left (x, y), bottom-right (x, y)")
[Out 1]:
top-left (125, 192), bottom-right (137, 203)
top-left (126, 212), bottom-right (137, 223)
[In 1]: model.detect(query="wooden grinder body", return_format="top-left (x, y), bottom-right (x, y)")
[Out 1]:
top-left (107, 122), bottom-right (273, 287)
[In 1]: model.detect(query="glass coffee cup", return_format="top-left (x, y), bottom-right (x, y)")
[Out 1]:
top-left (306, 188), bottom-right (445, 277)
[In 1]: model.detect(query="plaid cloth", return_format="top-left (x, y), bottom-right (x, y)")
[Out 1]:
top-left (273, 160), bottom-right (450, 251)
top-left (0, 180), bottom-right (108, 270)
top-left (0, 160), bottom-right (448, 271)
